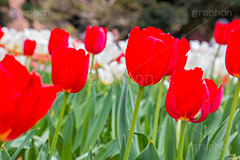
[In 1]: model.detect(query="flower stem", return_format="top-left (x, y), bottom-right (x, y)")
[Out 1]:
top-left (152, 77), bottom-right (165, 143)
top-left (210, 45), bottom-right (221, 78)
top-left (87, 54), bottom-right (95, 99)
top-left (50, 92), bottom-right (69, 158)
top-left (177, 121), bottom-right (186, 160)
top-left (219, 78), bottom-right (240, 160)
top-left (123, 86), bottom-right (144, 160)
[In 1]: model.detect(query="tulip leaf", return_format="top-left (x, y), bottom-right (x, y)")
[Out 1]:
top-left (84, 88), bottom-right (112, 152)
top-left (158, 117), bottom-right (167, 153)
top-left (11, 128), bottom-right (38, 160)
top-left (62, 114), bottom-right (73, 160)
top-left (87, 148), bottom-right (94, 160)
top-left (164, 116), bottom-right (176, 160)
top-left (194, 132), bottom-right (211, 160)
top-left (112, 84), bottom-right (121, 139)
top-left (94, 139), bottom-right (119, 160)
top-left (81, 88), bottom-right (96, 149)
top-left (185, 142), bottom-right (194, 160)
top-left (117, 75), bottom-right (129, 145)
top-left (135, 141), bottom-right (160, 160)
top-left (119, 135), bottom-right (126, 160)
top-left (133, 132), bottom-right (149, 152)
top-left (1, 144), bottom-right (12, 160)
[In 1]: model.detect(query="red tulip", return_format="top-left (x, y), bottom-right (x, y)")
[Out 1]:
top-left (51, 47), bottom-right (89, 93)
top-left (225, 26), bottom-right (240, 78)
top-left (48, 28), bottom-right (69, 55)
top-left (84, 25), bottom-right (108, 54)
top-left (204, 79), bottom-right (223, 113)
top-left (164, 37), bottom-right (190, 76)
top-left (0, 55), bottom-right (57, 141)
top-left (23, 39), bottom-right (36, 56)
top-left (0, 26), bottom-right (3, 40)
top-left (125, 26), bottom-right (173, 86)
top-left (214, 22), bottom-right (230, 45)
top-left (165, 68), bottom-right (210, 123)
top-left (228, 19), bottom-right (240, 33)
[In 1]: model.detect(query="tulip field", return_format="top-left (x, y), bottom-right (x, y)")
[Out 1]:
top-left (1, 19), bottom-right (240, 160)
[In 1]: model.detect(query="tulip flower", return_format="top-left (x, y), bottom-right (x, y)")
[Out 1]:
top-left (165, 67), bottom-right (211, 160)
top-left (126, 26), bottom-right (173, 87)
top-left (51, 47), bottom-right (89, 93)
top-left (23, 39), bottom-right (36, 56)
top-left (164, 37), bottom-right (190, 76)
top-left (204, 79), bottom-right (223, 113)
top-left (48, 28), bottom-right (69, 55)
top-left (214, 22), bottom-right (230, 45)
top-left (50, 46), bottom-right (89, 157)
top-left (84, 25), bottom-right (108, 55)
top-left (220, 26), bottom-right (240, 160)
top-left (124, 26), bottom-right (174, 160)
top-left (165, 68), bottom-right (210, 123)
top-left (0, 26), bottom-right (3, 40)
top-left (0, 55), bottom-right (57, 141)
top-left (225, 27), bottom-right (240, 78)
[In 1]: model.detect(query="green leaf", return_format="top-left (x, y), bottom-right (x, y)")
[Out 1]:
top-left (135, 141), bottom-right (160, 160)
top-left (158, 117), bottom-right (167, 154)
top-left (164, 116), bottom-right (176, 160)
top-left (120, 135), bottom-right (126, 160)
top-left (117, 75), bottom-right (129, 146)
top-left (87, 148), bottom-right (94, 160)
top-left (1, 144), bottom-right (12, 160)
top-left (84, 89), bottom-right (112, 152)
top-left (81, 88), bottom-right (96, 149)
top-left (194, 132), bottom-right (211, 160)
top-left (134, 132), bottom-right (149, 152)
top-left (12, 128), bottom-right (38, 160)
top-left (185, 142), bottom-right (194, 160)
top-left (62, 114), bottom-right (74, 160)
top-left (192, 122), bottom-right (203, 153)
top-left (94, 139), bottom-right (119, 160)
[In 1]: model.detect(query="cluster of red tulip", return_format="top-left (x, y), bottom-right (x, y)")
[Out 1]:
top-left (0, 18), bottom-right (240, 159)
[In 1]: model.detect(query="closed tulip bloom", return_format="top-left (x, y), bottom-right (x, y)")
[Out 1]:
top-left (204, 79), bottom-right (223, 113)
top-left (84, 25), bottom-right (108, 54)
top-left (126, 26), bottom-right (173, 86)
top-left (51, 47), bottom-right (90, 93)
top-left (228, 19), bottom-right (240, 33)
top-left (164, 37), bottom-right (190, 76)
top-left (23, 39), bottom-right (36, 56)
top-left (214, 22), bottom-right (230, 45)
top-left (48, 28), bottom-right (70, 55)
top-left (165, 68), bottom-right (210, 123)
top-left (0, 55), bottom-right (57, 141)
top-left (225, 27), bottom-right (240, 78)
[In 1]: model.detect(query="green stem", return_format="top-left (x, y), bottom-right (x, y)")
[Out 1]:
top-left (219, 79), bottom-right (240, 160)
top-left (87, 54), bottom-right (95, 99)
top-left (50, 92), bottom-right (69, 158)
top-left (123, 86), bottom-right (144, 160)
top-left (177, 121), bottom-right (186, 160)
top-left (210, 45), bottom-right (221, 78)
top-left (152, 77), bottom-right (165, 143)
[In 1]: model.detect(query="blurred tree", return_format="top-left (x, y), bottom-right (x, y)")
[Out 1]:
top-left (0, 0), bottom-right (9, 26)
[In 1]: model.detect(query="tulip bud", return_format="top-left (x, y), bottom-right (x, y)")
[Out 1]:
top-left (23, 39), bottom-right (36, 56)
top-left (51, 47), bottom-right (90, 93)
top-left (48, 28), bottom-right (69, 55)
top-left (84, 25), bottom-right (108, 55)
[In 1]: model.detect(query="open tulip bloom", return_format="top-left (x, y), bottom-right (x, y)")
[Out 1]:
top-left (0, 55), bottom-right (57, 141)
